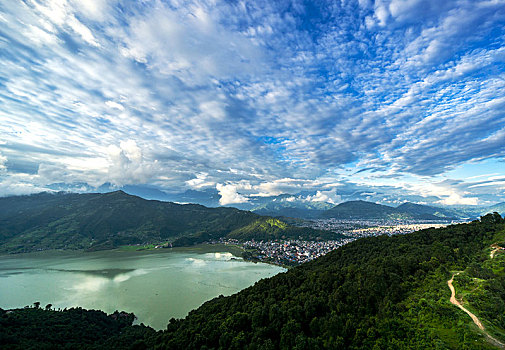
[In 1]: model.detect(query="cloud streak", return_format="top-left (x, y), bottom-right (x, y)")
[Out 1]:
top-left (0, 0), bottom-right (504, 205)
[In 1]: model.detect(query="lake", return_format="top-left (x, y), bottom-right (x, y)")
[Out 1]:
top-left (0, 246), bottom-right (286, 330)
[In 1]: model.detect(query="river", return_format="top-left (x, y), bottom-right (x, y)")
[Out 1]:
top-left (0, 246), bottom-right (285, 330)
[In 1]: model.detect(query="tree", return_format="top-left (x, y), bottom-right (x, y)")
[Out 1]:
top-left (33, 301), bottom-right (40, 309)
top-left (45, 304), bottom-right (52, 310)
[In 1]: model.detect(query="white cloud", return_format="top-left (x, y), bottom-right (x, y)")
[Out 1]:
top-left (468, 180), bottom-right (505, 189)
top-left (396, 178), bottom-right (482, 206)
top-left (199, 100), bottom-right (226, 120)
top-left (24, 24), bottom-right (60, 46)
top-left (30, 0), bottom-right (100, 46)
top-left (0, 182), bottom-right (48, 197)
top-left (107, 140), bottom-right (157, 186)
top-left (437, 193), bottom-right (479, 206)
top-left (305, 188), bottom-right (342, 204)
top-left (186, 172), bottom-right (214, 189)
top-left (117, 2), bottom-right (265, 84)
top-left (66, 14), bottom-right (100, 46)
top-left (0, 169), bottom-right (52, 197)
top-left (374, 3), bottom-right (389, 26)
top-left (216, 183), bottom-right (249, 205)
top-left (251, 178), bottom-right (307, 197)
top-left (0, 152), bottom-right (7, 172)
top-left (105, 100), bottom-right (125, 111)
top-left (70, 0), bottom-right (110, 22)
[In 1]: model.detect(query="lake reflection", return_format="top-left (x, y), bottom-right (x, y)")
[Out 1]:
top-left (0, 248), bottom-right (285, 330)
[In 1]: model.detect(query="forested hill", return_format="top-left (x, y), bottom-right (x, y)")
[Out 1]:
top-left (0, 191), bottom-right (333, 253)
top-left (157, 213), bottom-right (505, 349)
top-left (2, 213), bottom-right (504, 349)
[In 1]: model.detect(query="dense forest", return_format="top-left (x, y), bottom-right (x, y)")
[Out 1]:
top-left (0, 306), bottom-right (157, 349)
top-left (156, 213), bottom-right (505, 349)
top-left (0, 191), bottom-right (334, 253)
top-left (1, 214), bottom-right (504, 349)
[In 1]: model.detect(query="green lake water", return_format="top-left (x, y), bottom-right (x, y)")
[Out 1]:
top-left (0, 246), bottom-right (285, 330)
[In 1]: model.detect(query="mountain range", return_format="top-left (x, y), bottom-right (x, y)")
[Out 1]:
top-left (0, 191), bottom-right (337, 253)
top-left (47, 183), bottom-right (504, 220)
top-left (319, 200), bottom-right (465, 221)
top-left (2, 190), bottom-right (503, 254)
top-left (253, 198), bottom-right (505, 221)
top-left (250, 194), bottom-right (334, 219)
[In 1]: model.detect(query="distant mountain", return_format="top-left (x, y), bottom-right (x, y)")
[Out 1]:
top-left (321, 200), bottom-right (402, 219)
top-left (481, 202), bottom-right (505, 216)
top-left (98, 184), bottom-right (222, 206)
top-left (253, 207), bottom-right (325, 219)
top-left (171, 189), bottom-right (222, 207)
top-left (447, 202), bottom-right (505, 220)
top-left (321, 200), bottom-right (461, 220)
top-left (251, 196), bottom-right (333, 219)
top-left (396, 202), bottom-right (463, 220)
top-left (0, 191), bottom-right (335, 253)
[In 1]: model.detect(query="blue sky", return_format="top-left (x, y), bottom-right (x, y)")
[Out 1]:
top-left (0, 0), bottom-right (504, 207)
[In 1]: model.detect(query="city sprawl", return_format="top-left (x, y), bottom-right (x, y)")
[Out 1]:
top-left (219, 219), bottom-right (463, 266)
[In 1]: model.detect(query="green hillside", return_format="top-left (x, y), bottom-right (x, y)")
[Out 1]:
top-left (0, 191), bottom-right (328, 253)
top-left (228, 218), bottom-right (343, 241)
top-left (2, 213), bottom-right (504, 349)
top-left (0, 307), bottom-right (157, 349)
top-left (155, 213), bottom-right (505, 349)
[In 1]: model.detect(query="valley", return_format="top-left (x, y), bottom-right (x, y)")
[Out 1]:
top-left (2, 1), bottom-right (504, 348)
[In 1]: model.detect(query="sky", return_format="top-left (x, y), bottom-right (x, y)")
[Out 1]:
top-left (0, 0), bottom-right (505, 207)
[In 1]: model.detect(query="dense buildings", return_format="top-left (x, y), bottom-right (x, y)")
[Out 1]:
top-left (218, 219), bottom-right (461, 266)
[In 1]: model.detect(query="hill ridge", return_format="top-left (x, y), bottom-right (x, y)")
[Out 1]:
top-left (0, 191), bottom-right (334, 253)
top-left (321, 200), bottom-right (461, 220)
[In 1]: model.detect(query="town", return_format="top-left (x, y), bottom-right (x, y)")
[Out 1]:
top-left (241, 238), bottom-right (354, 266)
top-left (216, 219), bottom-right (461, 266)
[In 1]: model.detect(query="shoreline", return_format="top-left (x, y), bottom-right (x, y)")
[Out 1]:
top-left (0, 243), bottom-right (293, 268)
top-left (0, 242), bottom-right (244, 258)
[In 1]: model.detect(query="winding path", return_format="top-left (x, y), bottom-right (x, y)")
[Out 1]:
top-left (448, 273), bottom-right (504, 348)
top-left (490, 244), bottom-right (503, 259)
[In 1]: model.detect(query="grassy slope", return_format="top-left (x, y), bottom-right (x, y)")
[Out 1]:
top-left (228, 218), bottom-right (343, 241)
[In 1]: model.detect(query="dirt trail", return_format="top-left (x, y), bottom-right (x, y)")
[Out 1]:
top-left (448, 273), bottom-right (504, 348)
top-left (490, 244), bottom-right (503, 259)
